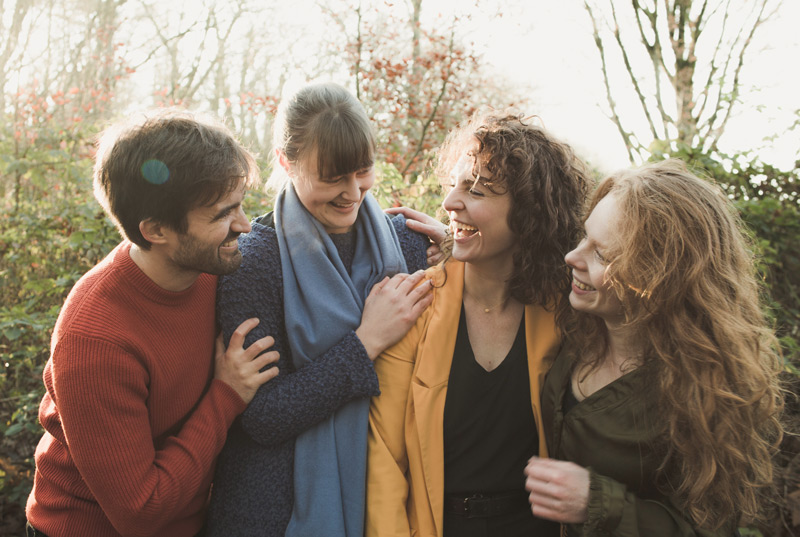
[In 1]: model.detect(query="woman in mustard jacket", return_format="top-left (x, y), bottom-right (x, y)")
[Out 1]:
top-left (366, 113), bottom-right (589, 537)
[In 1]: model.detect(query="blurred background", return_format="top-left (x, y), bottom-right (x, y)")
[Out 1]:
top-left (1, 0), bottom-right (798, 534)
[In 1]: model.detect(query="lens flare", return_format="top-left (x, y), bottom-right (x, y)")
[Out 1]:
top-left (141, 159), bottom-right (169, 184)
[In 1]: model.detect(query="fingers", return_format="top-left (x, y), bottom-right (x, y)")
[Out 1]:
top-left (245, 336), bottom-right (277, 360)
top-left (410, 289), bottom-right (434, 315)
top-left (403, 217), bottom-right (437, 236)
top-left (426, 244), bottom-right (444, 266)
top-left (255, 364), bottom-right (280, 384)
top-left (215, 332), bottom-right (225, 359)
top-left (384, 206), bottom-right (422, 218)
top-left (407, 218), bottom-right (448, 245)
top-left (369, 276), bottom-right (390, 295)
top-left (524, 457), bottom-right (591, 524)
top-left (252, 349), bottom-right (280, 370)
top-left (408, 277), bottom-right (434, 304)
top-left (395, 270), bottom-right (426, 292)
top-left (229, 317), bottom-right (260, 350)
top-left (385, 206), bottom-right (448, 245)
top-left (380, 272), bottom-right (412, 292)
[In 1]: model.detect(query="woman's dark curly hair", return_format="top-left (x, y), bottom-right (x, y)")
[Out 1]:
top-left (435, 112), bottom-right (590, 325)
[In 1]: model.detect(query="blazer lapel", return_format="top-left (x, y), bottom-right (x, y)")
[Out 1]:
top-left (525, 304), bottom-right (559, 457)
top-left (411, 261), bottom-right (464, 535)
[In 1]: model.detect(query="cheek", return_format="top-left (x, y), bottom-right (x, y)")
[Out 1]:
top-left (362, 174), bottom-right (376, 191)
top-left (293, 178), bottom-right (322, 207)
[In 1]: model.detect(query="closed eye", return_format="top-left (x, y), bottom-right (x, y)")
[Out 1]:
top-left (594, 249), bottom-right (608, 263)
top-left (211, 204), bottom-right (239, 222)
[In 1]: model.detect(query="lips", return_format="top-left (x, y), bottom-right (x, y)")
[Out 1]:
top-left (220, 235), bottom-right (239, 249)
top-left (573, 277), bottom-right (596, 291)
top-left (451, 219), bottom-right (478, 240)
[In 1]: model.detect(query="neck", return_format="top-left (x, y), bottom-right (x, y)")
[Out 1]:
top-left (129, 243), bottom-right (199, 292)
top-left (463, 262), bottom-right (513, 312)
top-left (603, 321), bottom-right (643, 368)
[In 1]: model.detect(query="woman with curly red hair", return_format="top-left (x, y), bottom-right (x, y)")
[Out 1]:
top-left (525, 159), bottom-right (784, 536)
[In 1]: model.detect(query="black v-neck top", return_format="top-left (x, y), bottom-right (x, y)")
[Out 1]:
top-left (442, 305), bottom-right (537, 494)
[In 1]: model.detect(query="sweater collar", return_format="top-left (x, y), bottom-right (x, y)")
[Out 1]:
top-left (114, 242), bottom-right (215, 306)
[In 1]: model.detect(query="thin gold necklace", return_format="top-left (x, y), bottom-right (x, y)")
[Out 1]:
top-left (466, 290), bottom-right (509, 313)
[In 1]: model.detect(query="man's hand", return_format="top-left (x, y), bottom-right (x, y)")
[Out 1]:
top-left (214, 318), bottom-right (279, 404)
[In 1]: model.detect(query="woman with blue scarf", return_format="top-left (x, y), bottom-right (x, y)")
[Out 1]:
top-left (206, 83), bottom-right (440, 537)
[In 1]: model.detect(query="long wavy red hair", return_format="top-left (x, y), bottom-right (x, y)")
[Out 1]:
top-left (570, 159), bottom-right (784, 529)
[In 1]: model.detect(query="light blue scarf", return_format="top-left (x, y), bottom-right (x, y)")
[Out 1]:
top-left (275, 182), bottom-right (407, 537)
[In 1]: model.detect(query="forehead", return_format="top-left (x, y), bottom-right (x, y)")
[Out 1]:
top-left (585, 193), bottom-right (621, 243)
top-left (451, 149), bottom-right (492, 182)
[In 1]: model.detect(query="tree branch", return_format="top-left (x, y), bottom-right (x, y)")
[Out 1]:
top-left (585, 0), bottom-right (640, 162)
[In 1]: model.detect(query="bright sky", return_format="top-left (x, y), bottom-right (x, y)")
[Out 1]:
top-left (434, 0), bottom-right (800, 173)
top-left (6, 0), bottom-right (797, 173)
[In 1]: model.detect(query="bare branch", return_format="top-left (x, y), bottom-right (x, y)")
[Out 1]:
top-left (632, 0), bottom-right (674, 132)
top-left (705, 0), bottom-right (773, 151)
top-left (585, 0), bottom-right (639, 163)
top-left (400, 25), bottom-right (455, 177)
top-left (608, 0), bottom-right (661, 141)
top-left (693, 0), bottom-right (731, 126)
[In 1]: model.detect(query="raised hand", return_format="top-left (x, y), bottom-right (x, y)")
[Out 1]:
top-left (214, 318), bottom-right (280, 404)
top-left (355, 270), bottom-right (434, 360)
top-left (385, 206), bottom-right (450, 265)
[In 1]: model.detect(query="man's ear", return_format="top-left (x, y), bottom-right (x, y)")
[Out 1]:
top-left (139, 218), bottom-right (171, 246)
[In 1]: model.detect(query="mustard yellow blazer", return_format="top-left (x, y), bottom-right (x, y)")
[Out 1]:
top-left (366, 260), bottom-right (560, 537)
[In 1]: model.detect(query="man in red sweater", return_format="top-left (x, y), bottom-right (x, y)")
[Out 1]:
top-left (25, 110), bottom-right (279, 537)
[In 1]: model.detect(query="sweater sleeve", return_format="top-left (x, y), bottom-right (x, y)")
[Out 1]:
top-left (575, 470), bottom-right (735, 537)
top-left (238, 331), bottom-right (380, 446)
top-left (391, 213), bottom-right (431, 273)
top-left (216, 225), bottom-right (380, 447)
top-left (51, 334), bottom-right (244, 537)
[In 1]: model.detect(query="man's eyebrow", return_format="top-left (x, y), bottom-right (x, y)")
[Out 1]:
top-left (210, 201), bottom-right (240, 222)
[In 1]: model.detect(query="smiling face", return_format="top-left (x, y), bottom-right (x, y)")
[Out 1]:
top-left (290, 150), bottom-right (375, 234)
top-left (442, 152), bottom-right (516, 271)
top-left (564, 192), bottom-right (625, 325)
top-left (169, 181), bottom-right (251, 276)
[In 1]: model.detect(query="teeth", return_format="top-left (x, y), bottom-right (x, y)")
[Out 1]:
top-left (222, 238), bottom-right (237, 247)
top-left (451, 220), bottom-right (478, 232)
top-left (573, 279), bottom-right (595, 291)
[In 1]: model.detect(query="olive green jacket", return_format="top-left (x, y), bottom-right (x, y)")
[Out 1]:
top-left (542, 344), bottom-right (735, 537)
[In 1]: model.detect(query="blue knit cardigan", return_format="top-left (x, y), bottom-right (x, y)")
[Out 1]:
top-left (205, 213), bottom-right (429, 537)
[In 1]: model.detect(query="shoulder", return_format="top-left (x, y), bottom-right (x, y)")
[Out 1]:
top-left (389, 213), bottom-right (429, 273)
top-left (226, 220), bottom-right (280, 278)
top-left (55, 245), bottom-right (131, 331)
top-left (238, 217), bottom-right (278, 254)
top-left (217, 220), bottom-right (283, 314)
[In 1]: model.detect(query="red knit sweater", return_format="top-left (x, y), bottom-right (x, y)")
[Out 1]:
top-left (26, 242), bottom-right (246, 537)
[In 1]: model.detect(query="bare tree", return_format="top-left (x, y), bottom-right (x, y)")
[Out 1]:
top-left (584, 0), bottom-right (781, 162)
top-left (0, 0), bottom-right (36, 112)
top-left (325, 0), bottom-right (525, 181)
top-left (135, 0), bottom-right (254, 107)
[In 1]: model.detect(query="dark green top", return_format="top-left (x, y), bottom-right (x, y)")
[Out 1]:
top-left (541, 343), bottom-right (735, 537)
